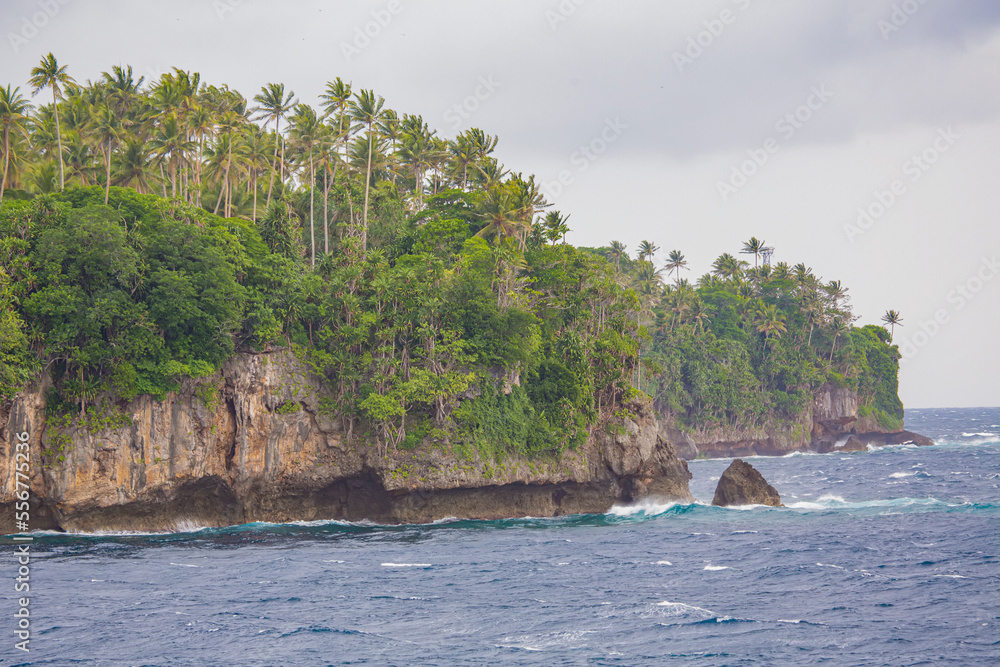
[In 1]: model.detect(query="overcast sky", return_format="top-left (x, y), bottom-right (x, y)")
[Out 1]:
top-left (3, 0), bottom-right (998, 410)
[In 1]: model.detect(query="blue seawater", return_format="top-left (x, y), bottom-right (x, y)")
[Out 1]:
top-left (3, 407), bottom-right (999, 665)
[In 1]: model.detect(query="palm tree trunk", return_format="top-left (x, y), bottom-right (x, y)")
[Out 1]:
top-left (265, 119), bottom-right (279, 209)
top-left (0, 127), bottom-right (9, 204)
top-left (309, 146), bottom-right (315, 266)
top-left (53, 88), bottom-right (64, 191)
top-left (323, 166), bottom-right (329, 255)
top-left (196, 135), bottom-right (204, 207)
top-left (252, 173), bottom-right (258, 223)
top-left (362, 127), bottom-right (373, 253)
top-left (105, 139), bottom-right (112, 205)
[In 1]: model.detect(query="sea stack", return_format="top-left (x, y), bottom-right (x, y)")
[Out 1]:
top-left (712, 459), bottom-right (783, 507)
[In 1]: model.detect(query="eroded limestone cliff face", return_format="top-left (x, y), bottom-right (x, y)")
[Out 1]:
top-left (658, 383), bottom-right (931, 460)
top-left (0, 352), bottom-right (692, 533)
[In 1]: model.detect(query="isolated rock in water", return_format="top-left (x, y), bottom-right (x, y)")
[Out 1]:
top-left (712, 459), bottom-right (782, 507)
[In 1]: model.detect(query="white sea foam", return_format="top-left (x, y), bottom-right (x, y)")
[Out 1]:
top-left (381, 562), bottom-right (432, 568)
top-left (656, 601), bottom-right (715, 615)
top-left (703, 564), bottom-right (730, 571)
top-left (816, 562), bottom-right (846, 570)
top-left (962, 432), bottom-right (997, 437)
top-left (653, 560), bottom-right (672, 565)
top-left (322, 560), bottom-right (345, 564)
top-left (934, 574), bottom-right (968, 579)
top-left (889, 472), bottom-right (915, 479)
top-left (169, 563), bottom-right (200, 568)
top-left (731, 530), bottom-right (758, 534)
top-left (607, 500), bottom-right (680, 516)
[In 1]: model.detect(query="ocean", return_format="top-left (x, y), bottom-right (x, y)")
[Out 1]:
top-left (3, 407), bottom-right (999, 665)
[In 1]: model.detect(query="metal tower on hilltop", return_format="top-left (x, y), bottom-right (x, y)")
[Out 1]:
top-left (761, 246), bottom-right (775, 266)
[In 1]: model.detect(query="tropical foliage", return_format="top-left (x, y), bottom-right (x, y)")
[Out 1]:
top-left (0, 56), bottom-right (904, 456)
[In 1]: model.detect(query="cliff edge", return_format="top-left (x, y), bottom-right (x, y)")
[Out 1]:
top-left (659, 383), bottom-right (933, 459)
top-left (0, 351), bottom-right (692, 533)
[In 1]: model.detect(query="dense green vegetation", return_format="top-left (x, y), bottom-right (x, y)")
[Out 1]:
top-left (0, 56), bottom-right (903, 457)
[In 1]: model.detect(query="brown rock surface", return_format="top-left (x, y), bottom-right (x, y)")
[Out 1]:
top-left (711, 459), bottom-right (782, 507)
top-left (0, 352), bottom-right (692, 533)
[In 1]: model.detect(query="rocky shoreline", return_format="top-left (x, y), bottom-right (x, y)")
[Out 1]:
top-left (0, 352), bottom-right (935, 534)
top-left (659, 383), bottom-right (934, 460)
top-left (0, 351), bottom-right (692, 533)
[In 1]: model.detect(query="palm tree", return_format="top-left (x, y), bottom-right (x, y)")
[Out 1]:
top-left (348, 89), bottom-right (386, 254)
top-left (29, 53), bottom-right (74, 191)
top-left (396, 114), bottom-right (435, 210)
top-left (711, 252), bottom-right (743, 280)
top-left (665, 249), bottom-right (688, 284)
top-left (542, 210), bottom-right (570, 245)
top-left (802, 293), bottom-right (824, 347)
top-left (252, 82), bottom-right (296, 209)
top-left (753, 303), bottom-right (787, 352)
top-left (637, 240), bottom-right (659, 263)
top-left (608, 241), bottom-right (627, 272)
top-left (148, 114), bottom-right (194, 198)
top-left (825, 280), bottom-right (848, 311)
top-left (289, 103), bottom-right (322, 266)
top-left (829, 318), bottom-right (850, 362)
top-left (475, 185), bottom-right (520, 243)
top-left (687, 299), bottom-right (711, 334)
top-left (88, 103), bottom-right (126, 204)
top-left (741, 236), bottom-right (765, 270)
top-left (113, 139), bottom-right (153, 193)
top-left (0, 86), bottom-right (32, 203)
top-left (881, 309), bottom-right (903, 342)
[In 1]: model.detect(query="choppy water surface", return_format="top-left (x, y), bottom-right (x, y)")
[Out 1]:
top-left (4, 407), bottom-right (999, 665)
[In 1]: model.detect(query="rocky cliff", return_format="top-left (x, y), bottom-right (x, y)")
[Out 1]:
top-left (0, 352), bottom-right (692, 533)
top-left (659, 383), bottom-right (932, 460)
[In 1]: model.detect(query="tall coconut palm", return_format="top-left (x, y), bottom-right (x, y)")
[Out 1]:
top-left (542, 210), bottom-right (570, 245)
top-left (0, 86), bottom-right (32, 203)
top-left (753, 303), bottom-right (787, 352)
top-left (881, 309), bottom-right (903, 342)
top-left (825, 280), bottom-right (848, 311)
top-left (113, 139), bottom-right (153, 193)
top-left (609, 241), bottom-right (627, 272)
top-left (252, 82), bottom-right (296, 209)
top-left (637, 240), bottom-right (659, 263)
top-left (475, 185), bottom-right (520, 243)
top-left (711, 252), bottom-right (743, 280)
top-left (319, 78), bottom-right (352, 182)
top-left (396, 114), bottom-right (435, 210)
top-left (348, 89), bottom-right (386, 253)
top-left (29, 53), bottom-right (74, 191)
top-left (101, 65), bottom-right (145, 119)
top-left (741, 236), bottom-right (765, 270)
top-left (148, 114), bottom-right (195, 198)
top-left (88, 103), bottom-right (126, 204)
top-left (665, 249), bottom-right (688, 284)
top-left (829, 318), bottom-right (850, 362)
top-left (242, 124), bottom-right (271, 223)
top-left (289, 103), bottom-right (322, 266)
